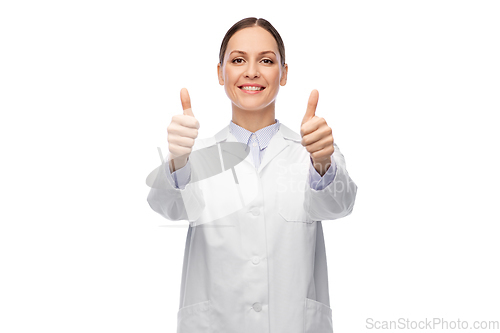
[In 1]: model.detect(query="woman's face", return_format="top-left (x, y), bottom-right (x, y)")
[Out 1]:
top-left (218, 26), bottom-right (288, 112)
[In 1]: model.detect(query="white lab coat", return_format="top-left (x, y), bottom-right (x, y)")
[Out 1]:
top-left (147, 122), bottom-right (357, 333)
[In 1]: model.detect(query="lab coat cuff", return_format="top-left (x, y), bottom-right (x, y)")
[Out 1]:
top-left (305, 144), bottom-right (358, 221)
top-left (147, 157), bottom-right (205, 222)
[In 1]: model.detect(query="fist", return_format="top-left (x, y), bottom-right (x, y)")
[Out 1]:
top-left (300, 89), bottom-right (334, 175)
top-left (167, 88), bottom-right (200, 172)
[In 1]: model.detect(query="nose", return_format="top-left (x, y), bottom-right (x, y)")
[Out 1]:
top-left (244, 62), bottom-right (260, 78)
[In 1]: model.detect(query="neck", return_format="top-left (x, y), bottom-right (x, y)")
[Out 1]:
top-left (231, 102), bottom-right (276, 133)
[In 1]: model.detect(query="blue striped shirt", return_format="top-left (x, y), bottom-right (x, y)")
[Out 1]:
top-left (166, 119), bottom-right (336, 190)
top-left (228, 118), bottom-right (281, 170)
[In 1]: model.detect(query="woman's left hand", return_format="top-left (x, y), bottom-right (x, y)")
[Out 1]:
top-left (300, 89), bottom-right (334, 176)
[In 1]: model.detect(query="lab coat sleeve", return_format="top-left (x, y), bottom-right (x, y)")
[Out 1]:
top-left (147, 152), bottom-right (205, 222)
top-left (308, 156), bottom-right (337, 191)
top-left (305, 143), bottom-right (357, 221)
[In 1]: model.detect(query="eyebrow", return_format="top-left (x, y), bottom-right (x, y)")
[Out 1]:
top-left (229, 50), bottom-right (276, 56)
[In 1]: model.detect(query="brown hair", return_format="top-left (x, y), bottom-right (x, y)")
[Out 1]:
top-left (219, 17), bottom-right (286, 68)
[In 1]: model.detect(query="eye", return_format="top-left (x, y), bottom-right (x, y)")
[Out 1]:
top-left (262, 59), bottom-right (274, 64)
top-left (232, 58), bottom-right (244, 64)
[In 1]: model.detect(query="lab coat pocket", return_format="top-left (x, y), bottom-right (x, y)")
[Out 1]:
top-left (303, 298), bottom-right (333, 333)
top-left (177, 300), bottom-right (212, 333)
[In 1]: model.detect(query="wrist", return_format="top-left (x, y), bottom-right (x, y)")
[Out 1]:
top-left (169, 155), bottom-right (189, 173)
top-left (311, 156), bottom-right (331, 177)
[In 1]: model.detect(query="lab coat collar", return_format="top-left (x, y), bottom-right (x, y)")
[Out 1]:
top-left (214, 122), bottom-right (302, 174)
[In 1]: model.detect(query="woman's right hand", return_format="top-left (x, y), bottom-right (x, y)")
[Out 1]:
top-left (167, 88), bottom-right (200, 172)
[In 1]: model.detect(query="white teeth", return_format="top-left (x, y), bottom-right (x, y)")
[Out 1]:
top-left (241, 86), bottom-right (263, 91)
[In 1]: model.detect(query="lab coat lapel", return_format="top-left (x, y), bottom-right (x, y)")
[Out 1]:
top-left (256, 128), bottom-right (288, 174)
top-left (214, 125), bottom-right (254, 171)
top-left (257, 123), bottom-right (302, 174)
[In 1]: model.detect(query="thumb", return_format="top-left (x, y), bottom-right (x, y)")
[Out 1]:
top-left (301, 89), bottom-right (319, 126)
top-left (180, 88), bottom-right (195, 117)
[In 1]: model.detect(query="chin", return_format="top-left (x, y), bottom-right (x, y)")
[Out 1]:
top-left (237, 102), bottom-right (267, 110)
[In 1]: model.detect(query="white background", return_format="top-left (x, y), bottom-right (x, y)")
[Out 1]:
top-left (1, 0), bottom-right (499, 332)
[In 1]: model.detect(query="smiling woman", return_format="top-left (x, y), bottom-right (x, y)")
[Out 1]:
top-left (217, 23), bottom-right (288, 131)
top-left (146, 17), bottom-right (358, 333)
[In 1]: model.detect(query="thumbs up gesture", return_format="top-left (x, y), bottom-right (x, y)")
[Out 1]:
top-left (167, 88), bottom-right (200, 172)
top-left (300, 90), bottom-right (334, 176)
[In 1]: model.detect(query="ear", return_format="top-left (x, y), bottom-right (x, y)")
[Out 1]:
top-left (280, 63), bottom-right (288, 86)
top-left (217, 63), bottom-right (224, 85)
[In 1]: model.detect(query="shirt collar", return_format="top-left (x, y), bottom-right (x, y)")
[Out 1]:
top-left (229, 119), bottom-right (280, 150)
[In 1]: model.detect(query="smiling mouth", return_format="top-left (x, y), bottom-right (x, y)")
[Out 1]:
top-left (238, 86), bottom-right (265, 91)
